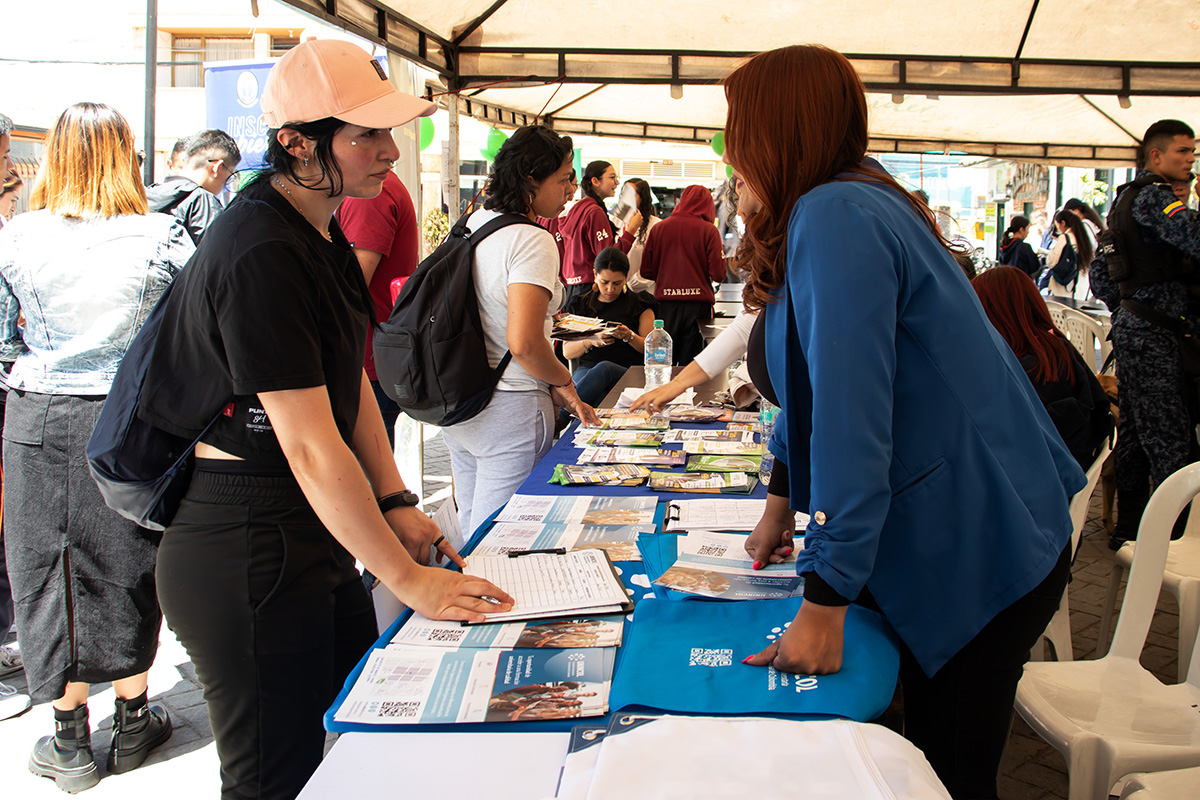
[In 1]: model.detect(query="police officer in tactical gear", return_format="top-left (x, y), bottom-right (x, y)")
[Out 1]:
top-left (1091, 119), bottom-right (1200, 549)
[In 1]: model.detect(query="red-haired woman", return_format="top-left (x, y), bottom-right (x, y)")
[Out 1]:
top-left (729, 46), bottom-right (1084, 798)
top-left (973, 266), bottom-right (1112, 470)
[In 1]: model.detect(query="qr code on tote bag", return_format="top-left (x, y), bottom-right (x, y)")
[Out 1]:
top-left (689, 648), bottom-right (733, 667)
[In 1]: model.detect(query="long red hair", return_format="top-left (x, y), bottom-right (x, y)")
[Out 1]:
top-left (971, 266), bottom-right (1076, 385)
top-left (723, 45), bottom-right (951, 311)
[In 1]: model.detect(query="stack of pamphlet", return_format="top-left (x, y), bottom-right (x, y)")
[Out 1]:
top-left (647, 471), bottom-right (759, 495)
top-left (549, 464), bottom-right (651, 487)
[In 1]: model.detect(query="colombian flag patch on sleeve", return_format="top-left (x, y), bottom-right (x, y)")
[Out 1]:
top-left (1164, 201), bottom-right (1186, 218)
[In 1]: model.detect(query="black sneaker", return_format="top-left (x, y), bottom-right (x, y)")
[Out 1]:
top-left (107, 693), bottom-right (172, 774)
top-left (29, 705), bottom-right (100, 793)
top-left (1108, 534), bottom-right (1132, 551)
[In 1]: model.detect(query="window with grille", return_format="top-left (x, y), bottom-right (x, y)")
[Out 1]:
top-left (171, 36), bottom-right (254, 88)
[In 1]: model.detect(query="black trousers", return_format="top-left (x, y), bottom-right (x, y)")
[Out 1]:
top-left (157, 470), bottom-right (377, 800)
top-left (898, 542), bottom-right (1071, 800)
top-left (656, 299), bottom-right (712, 366)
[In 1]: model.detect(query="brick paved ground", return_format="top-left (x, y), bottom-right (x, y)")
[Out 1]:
top-left (0, 430), bottom-right (1184, 798)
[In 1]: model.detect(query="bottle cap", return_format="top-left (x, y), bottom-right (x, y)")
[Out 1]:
top-left (653, 319), bottom-right (664, 328)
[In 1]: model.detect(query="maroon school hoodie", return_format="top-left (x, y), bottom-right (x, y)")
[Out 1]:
top-left (560, 196), bottom-right (635, 286)
top-left (640, 185), bottom-right (725, 302)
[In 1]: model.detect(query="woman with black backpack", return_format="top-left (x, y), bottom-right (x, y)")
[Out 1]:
top-left (137, 41), bottom-right (512, 799)
top-left (997, 215), bottom-right (1041, 280)
top-left (1045, 209), bottom-right (1094, 300)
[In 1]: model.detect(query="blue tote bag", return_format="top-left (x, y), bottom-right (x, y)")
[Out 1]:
top-left (610, 596), bottom-right (899, 721)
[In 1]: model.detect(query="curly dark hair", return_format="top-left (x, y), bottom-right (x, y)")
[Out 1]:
top-left (483, 125), bottom-right (574, 214)
top-left (260, 117), bottom-right (348, 197)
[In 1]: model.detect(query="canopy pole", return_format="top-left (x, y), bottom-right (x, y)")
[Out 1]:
top-left (447, 91), bottom-right (461, 224)
top-left (143, 0), bottom-right (158, 185)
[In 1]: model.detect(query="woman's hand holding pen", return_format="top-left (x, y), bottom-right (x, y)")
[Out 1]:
top-left (402, 568), bottom-right (515, 624)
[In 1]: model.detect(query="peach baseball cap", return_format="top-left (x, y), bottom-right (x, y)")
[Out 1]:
top-left (261, 39), bottom-right (436, 129)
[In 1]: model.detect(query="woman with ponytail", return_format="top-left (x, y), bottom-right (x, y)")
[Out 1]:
top-left (1045, 209), bottom-right (1094, 300)
top-left (560, 161), bottom-right (642, 307)
top-left (728, 45), bottom-right (1084, 798)
top-left (997, 214), bottom-right (1041, 279)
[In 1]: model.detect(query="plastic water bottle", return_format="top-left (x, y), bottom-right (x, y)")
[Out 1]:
top-left (759, 399), bottom-right (779, 485)
top-left (643, 320), bottom-right (673, 389)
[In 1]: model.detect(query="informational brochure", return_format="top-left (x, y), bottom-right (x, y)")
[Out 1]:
top-left (717, 410), bottom-right (759, 423)
top-left (389, 612), bottom-right (624, 650)
top-left (647, 471), bottom-right (759, 495)
top-left (680, 440), bottom-right (763, 455)
top-left (684, 454), bottom-right (763, 473)
top-left (584, 413), bottom-right (671, 431)
top-left (429, 498), bottom-right (464, 564)
top-left (662, 498), bottom-right (811, 532)
top-left (725, 422), bottom-right (760, 432)
top-left (494, 494), bottom-right (658, 527)
top-left (664, 406), bottom-right (725, 423)
top-left (577, 430), bottom-right (665, 448)
top-left (550, 464), bottom-right (651, 487)
top-left (608, 182), bottom-right (639, 227)
top-left (615, 387), bottom-right (696, 409)
top-left (463, 549), bottom-right (634, 623)
top-left (576, 447), bottom-right (687, 467)
top-left (334, 646), bottom-right (614, 725)
top-left (472, 521), bottom-right (652, 562)
top-left (661, 429), bottom-right (755, 444)
top-left (552, 313), bottom-right (612, 341)
top-left (652, 530), bottom-right (802, 600)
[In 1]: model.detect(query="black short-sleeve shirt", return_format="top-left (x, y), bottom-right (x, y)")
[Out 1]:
top-left (565, 287), bottom-right (656, 368)
top-left (138, 177), bottom-right (372, 466)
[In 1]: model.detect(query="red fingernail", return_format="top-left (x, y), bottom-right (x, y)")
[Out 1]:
top-left (752, 560), bottom-right (763, 570)
top-left (782, 547), bottom-right (793, 556)
top-left (741, 656), bottom-right (753, 664)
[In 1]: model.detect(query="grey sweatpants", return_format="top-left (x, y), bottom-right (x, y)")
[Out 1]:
top-left (441, 389), bottom-right (554, 538)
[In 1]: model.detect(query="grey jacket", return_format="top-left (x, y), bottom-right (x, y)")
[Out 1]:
top-left (0, 210), bottom-right (194, 394)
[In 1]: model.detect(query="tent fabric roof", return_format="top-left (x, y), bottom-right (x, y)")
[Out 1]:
top-left (279, 0), bottom-right (1200, 165)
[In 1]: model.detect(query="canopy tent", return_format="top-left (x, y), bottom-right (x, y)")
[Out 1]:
top-left (275, 0), bottom-right (1200, 166)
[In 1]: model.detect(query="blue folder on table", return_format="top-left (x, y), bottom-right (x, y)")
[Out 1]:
top-left (610, 597), bottom-right (900, 722)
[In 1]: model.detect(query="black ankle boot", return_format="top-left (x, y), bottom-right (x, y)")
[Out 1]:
top-left (107, 691), bottom-right (172, 774)
top-left (29, 704), bottom-right (100, 793)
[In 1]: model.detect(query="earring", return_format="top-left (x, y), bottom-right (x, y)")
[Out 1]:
top-left (303, 156), bottom-right (309, 168)
top-left (350, 140), bottom-right (358, 146)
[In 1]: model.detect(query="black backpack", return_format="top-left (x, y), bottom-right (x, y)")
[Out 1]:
top-left (374, 211), bottom-right (541, 426)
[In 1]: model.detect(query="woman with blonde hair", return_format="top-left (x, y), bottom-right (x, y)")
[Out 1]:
top-left (0, 102), bottom-right (194, 792)
top-left (727, 46), bottom-right (1083, 798)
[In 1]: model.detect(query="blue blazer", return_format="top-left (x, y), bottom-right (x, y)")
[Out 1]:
top-left (764, 178), bottom-right (1085, 676)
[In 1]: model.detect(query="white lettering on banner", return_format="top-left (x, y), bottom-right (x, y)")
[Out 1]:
top-left (688, 648), bottom-right (733, 667)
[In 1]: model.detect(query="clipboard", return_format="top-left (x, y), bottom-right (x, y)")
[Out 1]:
top-left (462, 548), bottom-right (634, 626)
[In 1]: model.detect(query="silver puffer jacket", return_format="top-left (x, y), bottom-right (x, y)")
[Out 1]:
top-left (0, 210), bottom-right (194, 395)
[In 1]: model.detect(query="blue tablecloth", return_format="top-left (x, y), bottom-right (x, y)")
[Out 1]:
top-left (325, 420), bottom-right (900, 734)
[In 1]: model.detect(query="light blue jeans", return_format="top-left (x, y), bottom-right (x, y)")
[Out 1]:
top-left (441, 389), bottom-right (554, 538)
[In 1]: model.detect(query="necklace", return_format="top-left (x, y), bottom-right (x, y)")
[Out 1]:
top-left (273, 176), bottom-right (332, 242)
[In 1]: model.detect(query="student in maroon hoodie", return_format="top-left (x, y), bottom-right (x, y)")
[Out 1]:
top-left (560, 161), bottom-right (642, 307)
top-left (640, 184), bottom-right (726, 364)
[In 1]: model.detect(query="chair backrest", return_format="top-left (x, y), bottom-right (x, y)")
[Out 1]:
top-left (1068, 438), bottom-right (1112, 552)
top-left (1046, 303), bottom-right (1067, 334)
top-left (1058, 306), bottom-right (1107, 372)
top-left (1109, 463), bottom-right (1200, 666)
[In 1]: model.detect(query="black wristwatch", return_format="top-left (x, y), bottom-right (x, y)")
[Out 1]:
top-left (378, 491), bottom-right (421, 514)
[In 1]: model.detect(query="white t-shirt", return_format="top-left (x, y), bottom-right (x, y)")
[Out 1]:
top-left (466, 208), bottom-right (564, 393)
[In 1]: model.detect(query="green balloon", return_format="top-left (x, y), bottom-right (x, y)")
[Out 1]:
top-left (483, 127), bottom-right (509, 161)
top-left (711, 131), bottom-right (725, 157)
top-left (726, 164), bottom-right (734, 178)
top-left (419, 116), bottom-right (435, 152)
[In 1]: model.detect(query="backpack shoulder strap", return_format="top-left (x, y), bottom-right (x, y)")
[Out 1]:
top-left (464, 213), bottom-right (543, 248)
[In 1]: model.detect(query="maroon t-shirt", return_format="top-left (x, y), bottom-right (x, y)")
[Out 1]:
top-left (337, 172), bottom-right (418, 380)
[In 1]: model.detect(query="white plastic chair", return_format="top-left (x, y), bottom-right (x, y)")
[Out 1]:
top-left (1118, 766), bottom-right (1200, 799)
top-left (1047, 302), bottom-right (1068, 335)
top-left (1014, 462), bottom-right (1200, 800)
top-left (1096, 493), bottom-right (1200, 681)
top-left (1031, 438), bottom-right (1112, 662)
top-left (1058, 306), bottom-right (1110, 373)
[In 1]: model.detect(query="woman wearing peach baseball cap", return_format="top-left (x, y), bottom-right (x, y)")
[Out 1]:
top-left (140, 40), bottom-right (513, 798)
